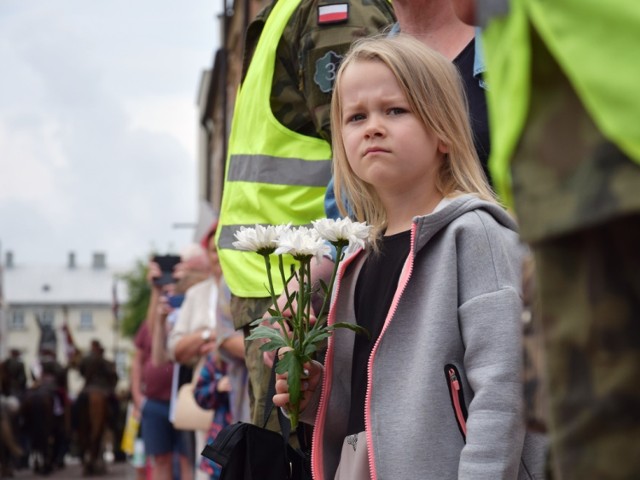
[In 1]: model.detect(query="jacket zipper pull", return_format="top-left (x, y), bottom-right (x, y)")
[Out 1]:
top-left (448, 367), bottom-right (467, 437)
top-left (448, 368), bottom-right (460, 391)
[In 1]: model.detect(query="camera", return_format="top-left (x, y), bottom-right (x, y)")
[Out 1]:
top-left (152, 254), bottom-right (181, 286)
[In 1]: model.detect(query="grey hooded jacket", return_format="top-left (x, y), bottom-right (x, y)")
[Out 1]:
top-left (306, 194), bottom-right (546, 479)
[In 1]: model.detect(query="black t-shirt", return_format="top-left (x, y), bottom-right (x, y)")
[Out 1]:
top-left (453, 38), bottom-right (491, 182)
top-left (347, 230), bottom-right (411, 435)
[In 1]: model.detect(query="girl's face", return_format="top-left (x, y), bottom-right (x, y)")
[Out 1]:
top-left (339, 60), bottom-right (446, 199)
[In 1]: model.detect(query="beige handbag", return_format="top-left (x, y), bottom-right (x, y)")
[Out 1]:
top-left (173, 358), bottom-right (214, 431)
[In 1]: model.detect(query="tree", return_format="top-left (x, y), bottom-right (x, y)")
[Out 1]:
top-left (119, 259), bottom-right (150, 337)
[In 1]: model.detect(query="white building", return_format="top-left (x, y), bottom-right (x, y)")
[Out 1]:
top-left (1, 250), bottom-right (133, 396)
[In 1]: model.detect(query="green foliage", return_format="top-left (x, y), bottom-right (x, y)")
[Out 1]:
top-left (118, 259), bottom-right (151, 337)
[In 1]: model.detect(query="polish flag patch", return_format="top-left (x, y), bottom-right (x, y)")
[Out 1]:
top-left (318, 4), bottom-right (349, 25)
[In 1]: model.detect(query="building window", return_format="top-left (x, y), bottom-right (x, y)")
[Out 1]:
top-left (39, 310), bottom-right (55, 327)
top-left (8, 311), bottom-right (26, 330)
top-left (79, 311), bottom-right (94, 330)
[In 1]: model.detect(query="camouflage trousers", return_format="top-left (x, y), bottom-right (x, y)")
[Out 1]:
top-left (229, 295), bottom-right (280, 430)
top-left (512, 25), bottom-right (640, 479)
top-left (530, 215), bottom-right (640, 479)
top-left (229, 295), bottom-right (307, 450)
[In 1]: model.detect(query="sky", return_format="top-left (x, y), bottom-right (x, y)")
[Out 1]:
top-left (0, 1), bottom-right (222, 271)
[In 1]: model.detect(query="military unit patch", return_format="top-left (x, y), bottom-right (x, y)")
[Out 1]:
top-left (314, 50), bottom-right (344, 93)
top-left (317, 4), bottom-right (349, 25)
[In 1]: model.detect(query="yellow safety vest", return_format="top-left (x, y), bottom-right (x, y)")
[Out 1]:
top-left (483, 0), bottom-right (640, 206)
top-left (215, 0), bottom-right (332, 298)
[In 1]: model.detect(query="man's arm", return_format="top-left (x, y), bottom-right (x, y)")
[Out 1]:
top-left (150, 305), bottom-right (171, 366)
top-left (130, 346), bottom-right (144, 412)
top-left (169, 289), bottom-right (217, 365)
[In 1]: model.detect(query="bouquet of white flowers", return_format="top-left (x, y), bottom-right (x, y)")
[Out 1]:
top-left (232, 217), bottom-right (371, 428)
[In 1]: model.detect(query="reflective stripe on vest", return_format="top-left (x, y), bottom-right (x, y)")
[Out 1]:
top-left (227, 154), bottom-right (331, 186)
top-left (215, 0), bottom-right (332, 298)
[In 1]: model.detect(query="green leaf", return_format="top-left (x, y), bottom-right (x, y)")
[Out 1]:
top-left (275, 350), bottom-right (293, 375)
top-left (250, 315), bottom-right (285, 327)
top-left (258, 338), bottom-right (288, 353)
top-left (284, 290), bottom-right (297, 310)
top-left (303, 342), bottom-right (319, 357)
top-left (118, 258), bottom-right (152, 337)
top-left (249, 317), bottom-right (264, 326)
top-left (246, 325), bottom-right (286, 343)
top-left (305, 329), bottom-right (331, 346)
top-left (331, 322), bottom-right (370, 339)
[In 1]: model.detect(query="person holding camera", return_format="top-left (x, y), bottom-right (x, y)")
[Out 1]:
top-left (132, 259), bottom-right (181, 480)
top-left (145, 242), bottom-right (213, 480)
top-left (166, 224), bottom-right (228, 480)
top-left (132, 251), bottom-right (206, 480)
top-left (167, 224), bottom-right (221, 369)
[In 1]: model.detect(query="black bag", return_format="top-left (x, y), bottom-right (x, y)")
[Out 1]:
top-left (201, 421), bottom-right (311, 480)
top-left (201, 359), bottom-right (312, 480)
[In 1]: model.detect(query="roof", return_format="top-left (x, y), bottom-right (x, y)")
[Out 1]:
top-left (3, 264), bottom-right (128, 306)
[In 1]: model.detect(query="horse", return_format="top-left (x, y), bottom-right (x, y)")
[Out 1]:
top-left (75, 387), bottom-right (110, 476)
top-left (20, 385), bottom-right (57, 475)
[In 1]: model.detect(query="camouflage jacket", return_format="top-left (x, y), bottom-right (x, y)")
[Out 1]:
top-left (242, 0), bottom-right (396, 143)
top-left (482, 0), bottom-right (640, 240)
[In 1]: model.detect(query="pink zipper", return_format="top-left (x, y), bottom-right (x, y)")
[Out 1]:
top-left (447, 367), bottom-right (467, 437)
top-left (364, 223), bottom-right (417, 480)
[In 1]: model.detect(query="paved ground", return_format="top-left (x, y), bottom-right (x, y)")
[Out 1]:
top-left (11, 457), bottom-right (138, 479)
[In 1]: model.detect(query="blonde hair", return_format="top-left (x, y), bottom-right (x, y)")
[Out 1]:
top-left (331, 34), bottom-right (496, 241)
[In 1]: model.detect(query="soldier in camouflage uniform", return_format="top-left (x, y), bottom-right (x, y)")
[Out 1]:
top-left (222, 0), bottom-right (396, 434)
top-left (459, 0), bottom-right (640, 477)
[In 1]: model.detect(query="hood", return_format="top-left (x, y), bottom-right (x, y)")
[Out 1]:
top-left (412, 194), bottom-right (518, 251)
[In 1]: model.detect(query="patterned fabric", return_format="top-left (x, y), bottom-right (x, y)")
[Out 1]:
top-left (215, 278), bottom-right (250, 424)
top-left (194, 354), bottom-right (232, 479)
top-left (510, 28), bottom-right (640, 243)
top-left (484, 12), bottom-right (640, 480)
top-left (482, 0), bottom-right (640, 207)
top-left (244, 0), bottom-right (396, 143)
top-left (229, 295), bottom-right (281, 430)
top-left (533, 214), bottom-right (640, 478)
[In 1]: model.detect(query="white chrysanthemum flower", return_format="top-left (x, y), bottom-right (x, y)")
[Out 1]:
top-left (312, 217), bottom-right (371, 252)
top-left (275, 226), bottom-right (331, 262)
top-left (233, 224), bottom-right (291, 254)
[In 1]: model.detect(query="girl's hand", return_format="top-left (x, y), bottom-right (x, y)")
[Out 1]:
top-left (273, 358), bottom-right (323, 413)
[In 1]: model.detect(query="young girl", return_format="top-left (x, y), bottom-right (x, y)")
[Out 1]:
top-left (274, 34), bottom-right (545, 479)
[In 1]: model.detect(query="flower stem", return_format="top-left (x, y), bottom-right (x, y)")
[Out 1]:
top-left (289, 402), bottom-right (300, 430)
top-left (316, 244), bottom-right (345, 325)
top-left (263, 253), bottom-right (291, 348)
top-left (278, 255), bottom-right (294, 323)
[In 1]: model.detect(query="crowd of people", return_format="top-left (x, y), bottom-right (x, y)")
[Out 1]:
top-left (0, 338), bottom-right (123, 476)
top-left (2, 0), bottom-right (637, 479)
top-left (129, 223), bottom-right (248, 480)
